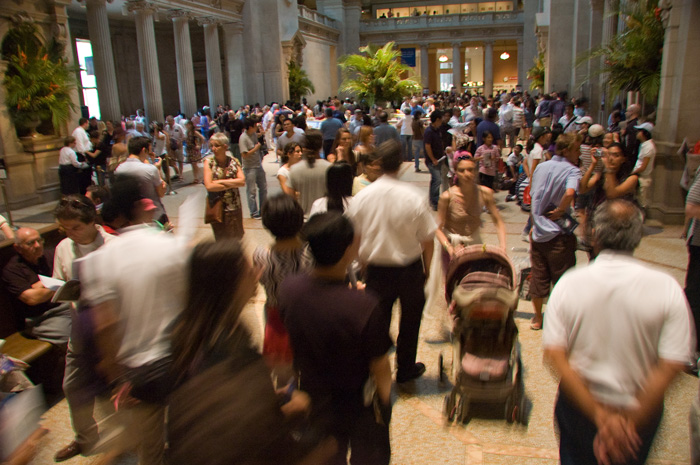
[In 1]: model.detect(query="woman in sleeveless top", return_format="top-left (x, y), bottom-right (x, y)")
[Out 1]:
top-left (203, 133), bottom-right (245, 240)
top-left (435, 155), bottom-right (507, 270)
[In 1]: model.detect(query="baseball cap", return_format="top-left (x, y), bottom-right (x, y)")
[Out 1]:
top-left (576, 116), bottom-right (593, 125)
top-left (588, 124), bottom-right (605, 138)
top-left (634, 122), bottom-right (654, 133)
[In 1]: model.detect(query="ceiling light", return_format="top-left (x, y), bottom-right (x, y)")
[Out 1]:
top-left (500, 52), bottom-right (510, 60)
top-left (438, 54), bottom-right (449, 63)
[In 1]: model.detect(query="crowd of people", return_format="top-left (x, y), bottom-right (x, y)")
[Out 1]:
top-left (2, 87), bottom-right (700, 465)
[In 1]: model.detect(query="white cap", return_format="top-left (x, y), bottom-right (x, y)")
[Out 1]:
top-left (576, 116), bottom-right (593, 125)
top-left (634, 122), bottom-right (654, 133)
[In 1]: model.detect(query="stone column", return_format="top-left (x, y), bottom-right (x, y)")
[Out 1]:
top-left (452, 42), bottom-right (462, 93)
top-left (200, 18), bottom-right (225, 108)
top-left (546, 0), bottom-right (575, 93)
top-left (484, 40), bottom-right (494, 97)
top-left (169, 11), bottom-right (197, 118)
top-left (599, 0), bottom-right (618, 119)
top-left (570, 0), bottom-right (591, 96)
top-left (419, 44), bottom-right (430, 90)
top-left (222, 22), bottom-right (245, 109)
top-left (516, 38), bottom-right (524, 90)
top-left (588, 0), bottom-right (604, 121)
top-left (650, 0), bottom-right (700, 224)
top-left (130, 1), bottom-right (164, 123)
top-left (85, 0), bottom-right (121, 121)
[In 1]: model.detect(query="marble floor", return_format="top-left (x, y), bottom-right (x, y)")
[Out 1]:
top-left (8, 152), bottom-right (698, 464)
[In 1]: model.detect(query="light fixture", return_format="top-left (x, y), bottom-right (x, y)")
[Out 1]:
top-left (500, 52), bottom-right (510, 60)
top-left (438, 54), bottom-right (449, 63)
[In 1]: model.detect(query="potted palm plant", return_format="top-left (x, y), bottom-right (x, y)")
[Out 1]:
top-left (2, 20), bottom-right (77, 138)
top-left (288, 60), bottom-right (315, 104)
top-left (339, 42), bottom-right (421, 108)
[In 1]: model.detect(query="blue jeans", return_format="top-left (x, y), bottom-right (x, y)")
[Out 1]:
top-left (426, 162), bottom-right (441, 209)
top-left (412, 140), bottom-right (423, 170)
top-left (401, 135), bottom-right (413, 161)
top-left (243, 166), bottom-right (267, 217)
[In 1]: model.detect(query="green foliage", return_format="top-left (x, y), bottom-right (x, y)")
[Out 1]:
top-left (577, 0), bottom-right (665, 102)
top-left (288, 61), bottom-right (315, 103)
top-left (338, 42), bottom-right (421, 107)
top-left (527, 51), bottom-right (545, 92)
top-left (2, 21), bottom-right (77, 133)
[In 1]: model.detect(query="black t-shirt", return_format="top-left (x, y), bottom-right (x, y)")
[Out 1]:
top-left (423, 125), bottom-right (444, 165)
top-left (227, 118), bottom-right (243, 144)
top-left (2, 252), bottom-right (58, 325)
top-left (279, 274), bottom-right (392, 405)
top-left (94, 131), bottom-right (114, 166)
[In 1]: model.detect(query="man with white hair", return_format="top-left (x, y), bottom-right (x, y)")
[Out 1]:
top-left (623, 103), bottom-right (641, 167)
top-left (544, 199), bottom-right (694, 465)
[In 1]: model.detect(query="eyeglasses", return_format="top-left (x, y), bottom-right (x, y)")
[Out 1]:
top-left (19, 237), bottom-right (44, 247)
top-left (456, 154), bottom-right (473, 162)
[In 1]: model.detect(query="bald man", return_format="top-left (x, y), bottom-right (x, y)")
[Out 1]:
top-left (2, 227), bottom-right (71, 348)
top-left (623, 104), bottom-right (641, 168)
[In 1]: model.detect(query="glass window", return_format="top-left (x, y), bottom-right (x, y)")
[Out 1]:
top-left (75, 39), bottom-right (101, 120)
top-left (496, 1), bottom-right (514, 11)
top-left (479, 2), bottom-right (496, 12)
top-left (440, 74), bottom-right (453, 92)
top-left (461, 4), bottom-right (479, 13)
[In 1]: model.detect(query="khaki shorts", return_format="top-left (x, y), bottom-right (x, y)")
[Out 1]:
top-left (529, 234), bottom-right (577, 298)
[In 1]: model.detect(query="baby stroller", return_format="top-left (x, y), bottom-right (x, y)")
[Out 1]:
top-left (438, 245), bottom-right (527, 424)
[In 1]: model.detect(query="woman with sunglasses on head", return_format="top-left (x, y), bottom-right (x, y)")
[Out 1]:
top-left (203, 132), bottom-right (246, 240)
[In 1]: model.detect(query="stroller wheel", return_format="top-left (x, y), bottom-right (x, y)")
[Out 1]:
top-left (445, 394), bottom-right (457, 422)
top-left (505, 395), bottom-right (516, 423)
top-left (517, 393), bottom-right (529, 425)
top-left (438, 354), bottom-right (445, 384)
top-left (457, 397), bottom-right (469, 423)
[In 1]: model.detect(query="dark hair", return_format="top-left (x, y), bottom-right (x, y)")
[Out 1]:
top-left (330, 128), bottom-right (356, 171)
top-left (482, 130), bottom-right (494, 143)
top-left (282, 142), bottom-right (300, 165)
top-left (638, 129), bottom-right (652, 141)
top-left (86, 185), bottom-right (110, 206)
top-left (325, 162), bottom-right (354, 213)
top-left (79, 117), bottom-right (88, 126)
top-left (55, 194), bottom-right (97, 224)
top-left (243, 118), bottom-right (256, 130)
top-left (128, 136), bottom-right (151, 156)
top-left (102, 175), bottom-right (144, 223)
top-left (261, 194), bottom-right (304, 239)
top-left (377, 111), bottom-right (389, 123)
top-left (430, 110), bottom-right (444, 124)
top-left (302, 212), bottom-right (354, 267)
top-left (565, 103), bottom-right (575, 111)
top-left (303, 129), bottom-right (323, 167)
top-left (64, 136), bottom-right (76, 146)
top-left (172, 239), bottom-right (251, 375)
top-left (325, 108), bottom-right (334, 117)
top-left (377, 139), bottom-right (402, 173)
top-left (608, 142), bottom-right (624, 153)
top-left (486, 107), bottom-right (498, 121)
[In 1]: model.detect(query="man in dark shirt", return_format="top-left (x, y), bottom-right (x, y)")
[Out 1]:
top-left (623, 103), bottom-right (641, 169)
top-left (476, 107), bottom-right (502, 149)
top-left (279, 212), bottom-right (393, 465)
top-left (320, 108), bottom-right (343, 159)
top-left (424, 110), bottom-right (445, 210)
top-left (225, 110), bottom-right (244, 162)
top-left (439, 111), bottom-right (454, 192)
top-left (2, 227), bottom-right (71, 348)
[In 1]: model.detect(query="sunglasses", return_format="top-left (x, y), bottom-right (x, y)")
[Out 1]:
top-left (58, 197), bottom-right (92, 209)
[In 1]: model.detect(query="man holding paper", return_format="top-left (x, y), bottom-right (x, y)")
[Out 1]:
top-left (1, 227), bottom-right (71, 347)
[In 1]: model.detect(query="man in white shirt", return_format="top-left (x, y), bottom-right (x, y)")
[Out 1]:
top-left (347, 139), bottom-right (437, 384)
top-left (262, 104), bottom-right (275, 157)
top-left (543, 199), bottom-right (694, 465)
top-left (558, 103), bottom-right (578, 134)
top-left (630, 122), bottom-right (656, 212)
top-left (80, 175), bottom-right (189, 464)
top-left (165, 115), bottom-right (186, 181)
top-left (72, 118), bottom-right (93, 159)
top-left (52, 195), bottom-right (115, 462)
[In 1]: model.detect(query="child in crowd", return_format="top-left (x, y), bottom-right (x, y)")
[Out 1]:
top-left (474, 131), bottom-right (499, 190)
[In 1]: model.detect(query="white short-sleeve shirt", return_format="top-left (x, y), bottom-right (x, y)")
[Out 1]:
top-left (543, 250), bottom-right (694, 409)
top-left (346, 175), bottom-right (437, 266)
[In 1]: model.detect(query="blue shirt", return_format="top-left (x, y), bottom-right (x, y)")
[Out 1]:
top-left (531, 155), bottom-right (581, 243)
top-left (320, 117), bottom-right (343, 141)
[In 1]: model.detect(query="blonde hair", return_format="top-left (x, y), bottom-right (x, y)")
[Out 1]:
top-left (358, 126), bottom-right (374, 146)
top-left (209, 132), bottom-right (230, 147)
top-left (555, 132), bottom-right (583, 154)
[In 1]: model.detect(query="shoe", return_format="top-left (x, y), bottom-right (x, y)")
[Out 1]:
top-left (415, 168), bottom-right (422, 172)
top-left (251, 214), bottom-right (261, 219)
top-left (530, 318), bottom-right (542, 331)
top-left (396, 362), bottom-right (426, 383)
top-left (54, 441), bottom-right (82, 462)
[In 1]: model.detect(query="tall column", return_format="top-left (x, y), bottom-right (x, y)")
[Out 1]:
top-left (130, 1), bottom-right (164, 123)
top-left (200, 18), bottom-right (225, 108)
top-left (222, 23), bottom-right (245, 109)
top-left (85, 0), bottom-right (120, 121)
top-left (588, 0), bottom-right (604, 121)
top-left (419, 44), bottom-right (430, 90)
top-left (484, 40), bottom-right (494, 97)
top-left (546, 0), bottom-right (575, 93)
top-left (169, 11), bottom-right (197, 118)
top-left (452, 42), bottom-right (462, 93)
top-left (599, 0), bottom-right (618, 120)
top-left (516, 38), bottom-right (524, 90)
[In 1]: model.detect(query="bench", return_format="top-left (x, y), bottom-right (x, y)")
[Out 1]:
top-left (0, 225), bottom-right (65, 388)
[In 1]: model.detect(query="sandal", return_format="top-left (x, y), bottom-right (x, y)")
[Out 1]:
top-left (530, 318), bottom-right (542, 331)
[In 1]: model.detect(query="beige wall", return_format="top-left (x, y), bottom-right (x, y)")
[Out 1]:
top-left (302, 37), bottom-right (336, 102)
top-left (493, 50), bottom-right (518, 91)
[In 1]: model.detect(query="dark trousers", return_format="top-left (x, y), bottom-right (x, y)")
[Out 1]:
top-left (323, 139), bottom-right (334, 159)
top-left (555, 389), bottom-right (662, 465)
top-left (324, 401), bottom-right (390, 465)
top-left (365, 259), bottom-right (425, 374)
top-left (686, 243), bottom-right (700, 351)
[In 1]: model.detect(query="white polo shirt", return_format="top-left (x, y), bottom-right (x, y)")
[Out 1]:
top-left (543, 250), bottom-right (694, 409)
top-left (72, 126), bottom-right (92, 154)
top-left (346, 174), bottom-right (436, 266)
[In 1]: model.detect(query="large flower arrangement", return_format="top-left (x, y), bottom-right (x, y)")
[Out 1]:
top-left (2, 21), bottom-right (76, 136)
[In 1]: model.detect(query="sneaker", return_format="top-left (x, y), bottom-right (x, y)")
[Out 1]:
top-left (251, 213), bottom-right (261, 219)
top-left (396, 362), bottom-right (426, 383)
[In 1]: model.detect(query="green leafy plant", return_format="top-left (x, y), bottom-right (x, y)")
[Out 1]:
top-left (288, 60), bottom-right (315, 103)
top-left (2, 21), bottom-right (77, 135)
top-left (527, 51), bottom-right (545, 92)
top-left (338, 42), bottom-right (421, 107)
top-left (577, 0), bottom-right (665, 102)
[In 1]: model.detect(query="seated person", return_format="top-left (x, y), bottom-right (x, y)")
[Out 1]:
top-left (1, 227), bottom-right (71, 349)
top-left (0, 213), bottom-right (14, 240)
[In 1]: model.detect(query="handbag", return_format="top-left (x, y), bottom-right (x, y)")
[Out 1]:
top-left (204, 195), bottom-right (224, 224)
top-left (170, 138), bottom-right (179, 151)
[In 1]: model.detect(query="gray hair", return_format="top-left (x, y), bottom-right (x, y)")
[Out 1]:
top-left (209, 132), bottom-right (230, 147)
top-left (591, 200), bottom-right (643, 252)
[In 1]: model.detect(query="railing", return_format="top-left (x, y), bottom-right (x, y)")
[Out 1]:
top-left (297, 5), bottom-right (338, 29)
top-left (360, 11), bottom-right (522, 31)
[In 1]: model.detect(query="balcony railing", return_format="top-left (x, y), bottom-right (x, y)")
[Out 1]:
top-left (360, 11), bottom-right (522, 32)
top-left (298, 5), bottom-right (339, 30)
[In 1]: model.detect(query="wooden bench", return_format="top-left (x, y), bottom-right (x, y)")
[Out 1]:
top-left (0, 224), bottom-right (63, 366)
